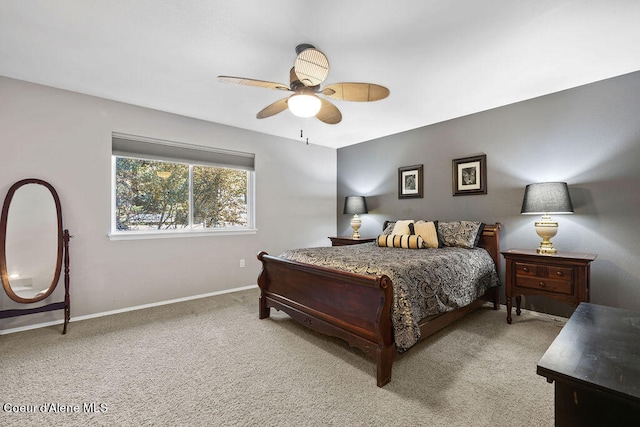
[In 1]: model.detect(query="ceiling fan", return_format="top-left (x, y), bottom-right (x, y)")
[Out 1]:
top-left (217, 44), bottom-right (390, 125)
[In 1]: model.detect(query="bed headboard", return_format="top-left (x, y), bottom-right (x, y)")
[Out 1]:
top-left (478, 223), bottom-right (501, 272)
top-left (381, 221), bottom-right (502, 271)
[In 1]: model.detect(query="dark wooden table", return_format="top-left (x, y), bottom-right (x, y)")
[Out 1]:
top-left (328, 236), bottom-right (376, 246)
top-left (537, 303), bottom-right (640, 426)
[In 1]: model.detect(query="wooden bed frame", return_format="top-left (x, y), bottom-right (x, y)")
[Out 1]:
top-left (257, 222), bottom-right (502, 387)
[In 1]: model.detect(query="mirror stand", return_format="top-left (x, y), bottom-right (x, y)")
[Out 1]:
top-left (1, 179), bottom-right (72, 334)
top-left (0, 229), bottom-right (71, 333)
top-left (1, 230), bottom-right (71, 334)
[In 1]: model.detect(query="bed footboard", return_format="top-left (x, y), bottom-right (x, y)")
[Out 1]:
top-left (256, 223), bottom-right (501, 387)
top-left (257, 251), bottom-right (396, 387)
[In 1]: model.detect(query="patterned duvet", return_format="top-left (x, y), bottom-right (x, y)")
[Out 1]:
top-left (279, 243), bottom-right (500, 352)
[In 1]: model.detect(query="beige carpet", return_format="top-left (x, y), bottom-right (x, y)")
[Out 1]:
top-left (0, 288), bottom-right (563, 426)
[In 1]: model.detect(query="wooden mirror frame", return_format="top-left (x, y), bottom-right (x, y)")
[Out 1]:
top-left (0, 178), bottom-right (71, 334)
top-left (1, 179), bottom-right (63, 303)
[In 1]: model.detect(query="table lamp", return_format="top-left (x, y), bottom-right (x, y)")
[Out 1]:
top-left (343, 196), bottom-right (368, 239)
top-left (521, 182), bottom-right (574, 254)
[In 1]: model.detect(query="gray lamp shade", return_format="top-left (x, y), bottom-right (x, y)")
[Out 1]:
top-left (521, 182), bottom-right (574, 214)
top-left (343, 196), bottom-right (368, 215)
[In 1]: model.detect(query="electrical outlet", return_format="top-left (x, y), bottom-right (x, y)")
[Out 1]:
top-left (239, 259), bottom-right (245, 268)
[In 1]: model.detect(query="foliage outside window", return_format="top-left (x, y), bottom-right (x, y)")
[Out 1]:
top-left (113, 156), bottom-right (252, 235)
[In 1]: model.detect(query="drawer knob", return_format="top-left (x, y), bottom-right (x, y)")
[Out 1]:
top-left (522, 267), bottom-right (529, 272)
top-left (556, 271), bottom-right (564, 276)
top-left (539, 281), bottom-right (546, 287)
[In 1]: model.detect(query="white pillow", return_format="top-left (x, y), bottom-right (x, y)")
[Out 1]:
top-left (391, 220), bottom-right (414, 235)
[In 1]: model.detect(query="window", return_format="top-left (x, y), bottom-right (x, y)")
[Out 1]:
top-left (110, 134), bottom-right (255, 239)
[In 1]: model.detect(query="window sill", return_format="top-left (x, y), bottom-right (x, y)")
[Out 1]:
top-left (108, 228), bottom-right (258, 241)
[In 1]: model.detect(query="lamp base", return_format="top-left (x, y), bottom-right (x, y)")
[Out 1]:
top-left (350, 214), bottom-right (362, 239)
top-left (536, 244), bottom-right (558, 255)
top-left (534, 215), bottom-right (558, 254)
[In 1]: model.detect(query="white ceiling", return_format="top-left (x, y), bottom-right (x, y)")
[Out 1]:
top-left (2, 1), bottom-right (640, 149)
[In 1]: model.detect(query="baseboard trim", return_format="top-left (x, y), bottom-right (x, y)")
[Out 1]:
top-left (0, 284), bottom-right (258, 335)
top-left (3, 289), bottom-right (567, 335)
top-left (490, 303), bottom-right (568, 324)
top-left (519, 306), bottom-right (568, 324)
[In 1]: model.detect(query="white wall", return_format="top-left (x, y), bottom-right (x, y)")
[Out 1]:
top-left (0, 76), bottom-right (337, 330)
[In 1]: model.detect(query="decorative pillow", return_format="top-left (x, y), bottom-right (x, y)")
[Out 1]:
top-left (377, 234), bottom-right (424, 249)
top-left (472, 222), bottom-right (486, 246)
top-left (414, 220), bottom-right (439, 248)
top-left (437, 221), bottom-right (484, 249)
top-left (391, 220), bottom-right (415, 236)
top-left (382, 222), bottom-right (395, 235)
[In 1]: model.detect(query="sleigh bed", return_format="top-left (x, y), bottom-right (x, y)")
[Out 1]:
top-left (257, 221), bottom-right (502, 387)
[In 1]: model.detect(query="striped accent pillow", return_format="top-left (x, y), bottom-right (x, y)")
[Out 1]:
top-left (377, 234), bottom-right (424, 249)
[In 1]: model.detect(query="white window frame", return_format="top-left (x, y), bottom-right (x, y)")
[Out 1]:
top-left (109, 134), bottom-right (256, 241)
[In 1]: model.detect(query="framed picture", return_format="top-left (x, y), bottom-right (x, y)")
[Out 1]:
top-left (398, 164), bottom-right (423, 199)
top-left (452, 154), bottom-right (487, 196)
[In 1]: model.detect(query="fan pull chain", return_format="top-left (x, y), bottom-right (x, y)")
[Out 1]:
top-left (300, 129), bottom-right (309, 145)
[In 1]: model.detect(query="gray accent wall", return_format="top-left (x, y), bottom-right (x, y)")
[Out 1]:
top-left (338, 70), bottom-right (640, 317)
top-left (0, 76), bottom-right (336, 331)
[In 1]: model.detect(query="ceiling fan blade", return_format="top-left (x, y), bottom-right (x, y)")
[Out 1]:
top-left (294, 47), bottom-right (329, 87)
top-left (217, 76), bottom-right (291, 91)
top-left (316, 98), bottom-right (342, 125)
top-left (256, 98), bottom-right (289, 119)
top-left (321, 83), bottom-right (390, 102)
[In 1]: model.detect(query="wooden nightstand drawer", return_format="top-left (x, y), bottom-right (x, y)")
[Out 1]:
top-left (516, 276), bottom-right (573, 295)
top-left (515, 262), bottom-right (538, 277)
top-left (515, 262), bottom-right (573, 283)
top-left (547, 266), bottom-right (572, 282)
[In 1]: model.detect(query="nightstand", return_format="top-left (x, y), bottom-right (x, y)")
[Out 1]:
top-left (328, 236), bottom-right (376, 246)
top-left (502, 249), bottom-right (597, 324)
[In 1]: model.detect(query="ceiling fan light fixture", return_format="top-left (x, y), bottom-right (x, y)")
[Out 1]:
top-left (219, 44), bottom-right (388, 125)
top-left (288, 94), bottom-right (321, 118)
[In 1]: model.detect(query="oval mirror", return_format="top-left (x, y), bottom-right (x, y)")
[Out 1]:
top-left (0, 179), bottom-right (63, 304)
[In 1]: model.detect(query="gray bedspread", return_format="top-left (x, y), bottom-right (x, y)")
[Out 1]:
top-left (279, 243), bottom-right (500, 352)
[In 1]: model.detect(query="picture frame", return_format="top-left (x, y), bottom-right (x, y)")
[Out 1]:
top-left (398, 164), bottom-right (423, 199)
top-left (452, 154), bottom-right (487, 196)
